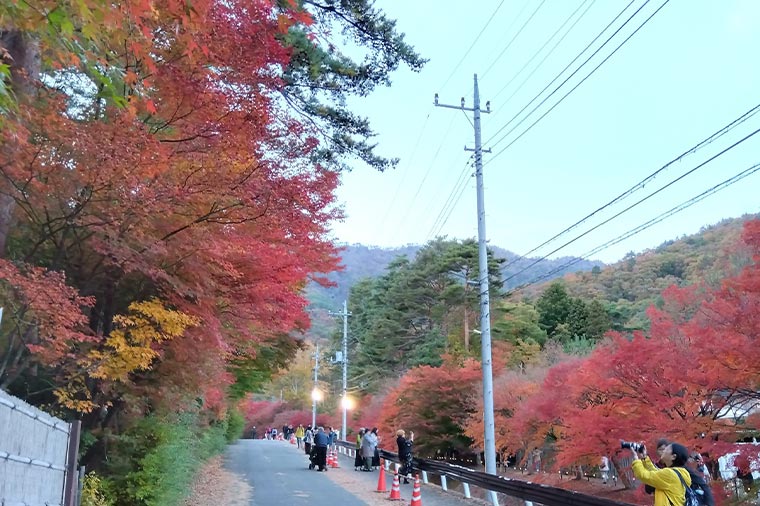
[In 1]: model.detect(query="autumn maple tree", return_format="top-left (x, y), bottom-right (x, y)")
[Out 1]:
top-left (379, 358), bottom-right (482, 456)
top-left (0, 0), bottom-right (423, 448)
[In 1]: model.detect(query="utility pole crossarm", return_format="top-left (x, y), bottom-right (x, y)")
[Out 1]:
top-left (434, 93), bottom-right (492, 114)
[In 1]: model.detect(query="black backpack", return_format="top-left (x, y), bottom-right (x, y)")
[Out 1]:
top-left (670, 468), bottom-right (714, 506)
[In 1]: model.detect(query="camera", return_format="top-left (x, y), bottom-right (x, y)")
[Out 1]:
top-left (620, 441), bottom-right (644, 452)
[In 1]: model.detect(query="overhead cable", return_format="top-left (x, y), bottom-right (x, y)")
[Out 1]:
top-left (486, 0), bottom-right (670, 159)
top-left (503, 102), bottom-right (760, 267)
top-left (502, 125), bottom-right (760, 285)
top-left (492, 0), bottom-right (596, 105)
top-left (505, 161), bottom-right (760, 295)
top-left (483, 0), bottom-right (640, 147)
top-left (439, 0), bottom-right (510, 92)
top-left (480, 0), bottom-right (548, 80)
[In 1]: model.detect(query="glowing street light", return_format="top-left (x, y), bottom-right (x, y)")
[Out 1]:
top-left (341, 395), bottom-right (354, 411)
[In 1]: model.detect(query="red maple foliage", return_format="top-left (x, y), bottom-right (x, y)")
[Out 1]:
top-left (379, 358), bottom-right (482, 456)
top-left (0, 0), bottom-right (341, 421)
top-left (500, 220), bottom-right (760, 495)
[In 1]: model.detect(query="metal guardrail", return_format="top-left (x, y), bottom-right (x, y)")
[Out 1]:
top-left (337, 441), bottom-right (634, 506)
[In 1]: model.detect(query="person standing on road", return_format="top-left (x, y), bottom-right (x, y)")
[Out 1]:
top-left (354, 428), bottom-right (366, 471)
top-left (371, 427), bottom-right (381, 470)
top-left (396, 429), bottom-right (414, 484)
top-left (600, 455), bottom-right (610, 484)
top-left (313, 427), bottom-right (330, 472)
top-left (361, 427), bottom-right (378, 471)
top-left (295, 424), bottom-right (305, 449)
top-left (304, 425), bottom-right (314, 455)
top-left (531, 447), bottom-right (542, 473)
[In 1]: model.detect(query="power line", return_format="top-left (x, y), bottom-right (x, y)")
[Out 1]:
top-left (492, 0), bottom-right (596, 105)
top-left (439, 0), bottom-right (509, 92)
top-left (405, 114), bottom-right (459, 208)
top-left (430, 161), bottom-right (473, 238)
top-left (379, 111), bottom-right (431, 239)
top-left (487, 0), bottom-right (669, 157)
top-left (427, 156), bottom-right (474, 239)
top-left (501, 124), bottom-right (760, 285)
top-left (483, 0), bottom-right (639, 147)
top-left (502, 102), bottom-right (760, 267)
top-left (480, 0), bottom-right (548, 80)
top-left (505, 161), bottom-right (760, 295)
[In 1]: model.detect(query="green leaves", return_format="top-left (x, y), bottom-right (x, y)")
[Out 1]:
top-left (278, 0), bottom-right (426, 171)
top-left (47, 7), bottom-right (75, 36)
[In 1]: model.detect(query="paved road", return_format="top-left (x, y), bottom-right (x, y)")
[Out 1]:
top-left (224, 439), bottom-right (483, 506)
top-left (225, 439), bottom-right (370, 505)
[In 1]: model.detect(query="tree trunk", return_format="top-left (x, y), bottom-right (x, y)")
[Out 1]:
top-left (0, 29), bottom-right (41, 256)
top-left (463, 304), bottom-right (469, 352)
top-left (612, 456), bottom-right (636, 489)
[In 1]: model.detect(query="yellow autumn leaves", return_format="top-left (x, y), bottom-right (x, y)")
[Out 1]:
top-left (55, 299), bottom-right (199, 412)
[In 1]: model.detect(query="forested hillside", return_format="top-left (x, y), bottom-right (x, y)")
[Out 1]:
top-left (306, 243), bottom-right (603, 310)
top-left (518, 214), bottom-right (758, 331)
top-left (308, 215), bottom-right (757, 393)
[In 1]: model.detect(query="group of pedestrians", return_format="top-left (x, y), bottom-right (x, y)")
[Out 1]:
top-left (354, 427), bottom-right (380, 471)
top-left (295, 424), bottom-right (416, 482)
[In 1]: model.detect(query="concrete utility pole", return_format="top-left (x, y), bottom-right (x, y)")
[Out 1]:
top-left (435, 74), bottom-right (498, 506)
top-left (311, 342), bottom-right (319, 428)
top-left (330, 300), bottom-right (351, 440)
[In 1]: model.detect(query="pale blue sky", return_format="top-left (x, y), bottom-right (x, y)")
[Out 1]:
top-left (329, 0), bottom-right (760, 264)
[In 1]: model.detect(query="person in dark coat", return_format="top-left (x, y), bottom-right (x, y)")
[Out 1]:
top-left (311, 427), bottom-right (330, 471)
top-left (396, 429), bottom-right (414, 484)
top-left (354, 428), bottom-right (366, 470)
top-left (304, 426), bottom-right (314, 455)
top-left (371, 427), bottom-right (381, 469)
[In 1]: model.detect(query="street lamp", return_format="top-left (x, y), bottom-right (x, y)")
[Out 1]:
top-left (311, 387), bottom-right (322, 428)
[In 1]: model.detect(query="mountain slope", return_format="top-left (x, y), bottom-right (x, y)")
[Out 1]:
top-left (306, 243), bottom-right (603, 310)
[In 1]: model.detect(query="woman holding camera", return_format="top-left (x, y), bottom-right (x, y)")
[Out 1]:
top-left (396, 429), bottom-right (414, 484)
top-left (629, 441), bottom-right (691, 506)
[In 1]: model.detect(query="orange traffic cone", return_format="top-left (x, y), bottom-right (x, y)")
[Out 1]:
top-left (388, 472), bottom-right (402, 501)
top-left (326, 450), bottom-right (334, 467)
top-left (290, 435), bottom-right (296, 445)
top-left (409, 474), bottom-right (422, 506)
top-left (375, 460), bottom-right (387, 492)
top-left (330, 448), bottom-right (340, 468)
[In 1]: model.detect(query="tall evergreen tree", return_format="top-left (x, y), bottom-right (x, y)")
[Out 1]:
top-left (345, 239), bottom-right (503, 392)
top-left (536, 282), bottom-right (572, 337)
top-left (585, 299), bottom-right (612, 339)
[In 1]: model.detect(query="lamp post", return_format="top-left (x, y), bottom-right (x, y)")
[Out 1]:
top-left (341, 395), bottom-right (353, 437)
top-left (311, 342), bottom-right (320, 428)
top-left (329, 300), bottom-right (350, 440)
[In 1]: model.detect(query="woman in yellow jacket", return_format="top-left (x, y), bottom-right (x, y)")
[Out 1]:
top-left (295, 424), bottom-right (305, 449)
top-left (629, 442), bottom-right (692, 506)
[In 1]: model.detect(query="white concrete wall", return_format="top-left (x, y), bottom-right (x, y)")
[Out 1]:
top-left (0, 389), bottom-right (71, 506)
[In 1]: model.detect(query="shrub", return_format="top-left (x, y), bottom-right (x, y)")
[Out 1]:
top-left (225, 409), bottom-right (245, 443)
top-left (80, 472), bottom-right (115, 506)
top-left (106, 413), bottom-right (228, 506)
